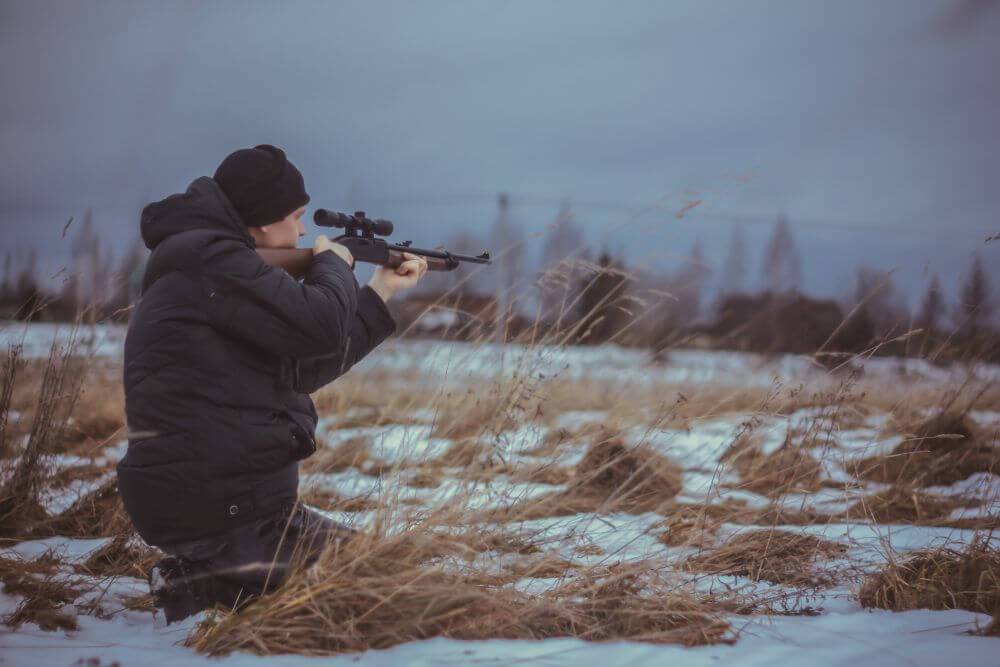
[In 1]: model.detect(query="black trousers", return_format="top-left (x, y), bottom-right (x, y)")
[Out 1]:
top-left (153, 503), bottom-right (353, 616)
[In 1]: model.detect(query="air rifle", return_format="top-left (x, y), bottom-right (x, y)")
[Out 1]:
top-left (257, 209), bottom-right (492, 278)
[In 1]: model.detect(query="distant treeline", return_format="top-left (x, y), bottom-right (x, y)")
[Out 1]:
top-left (0, 211), bottom-right (144, 323)
top-left (3, 205), bottom-right (996, 363)
top-left (392, 207), bottom-right (998, 364)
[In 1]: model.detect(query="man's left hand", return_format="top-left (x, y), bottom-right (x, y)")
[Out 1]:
top-left (368, 252), bottom-right (428, 303)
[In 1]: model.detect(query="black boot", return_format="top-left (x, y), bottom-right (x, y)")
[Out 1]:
top-left (148, 556), bottom-right (216, 624)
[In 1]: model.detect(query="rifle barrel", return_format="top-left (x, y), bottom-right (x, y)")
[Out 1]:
top-left (388, 244), bottom-right (491, 265)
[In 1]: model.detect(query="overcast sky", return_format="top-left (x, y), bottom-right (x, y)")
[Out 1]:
top-left (1, 0), bottom-right (998, 302)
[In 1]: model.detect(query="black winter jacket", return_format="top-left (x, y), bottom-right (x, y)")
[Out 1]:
top-left (117, 177), bottom-right (396, 548)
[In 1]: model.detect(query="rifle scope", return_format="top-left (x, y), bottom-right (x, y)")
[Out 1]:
top-left (314, 209), bottom-right (394, 237)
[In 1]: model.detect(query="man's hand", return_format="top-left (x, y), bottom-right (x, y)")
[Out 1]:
top-left (314, 235), bottom-right (354, 267)
top-left (368, 252), bottom-right (428, 303)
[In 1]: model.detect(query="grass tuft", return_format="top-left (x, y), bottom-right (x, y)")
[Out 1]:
top-left (683, 529), bottom-right (848, 587)
top-left (858, 537), bottom-right (1000, 616)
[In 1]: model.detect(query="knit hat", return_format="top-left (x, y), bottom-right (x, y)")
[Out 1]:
top-left (212, 144), bottom-right (310, 227)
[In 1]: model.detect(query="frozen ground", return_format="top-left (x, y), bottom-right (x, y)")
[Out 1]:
top-left (1, 574), bottom-right (993, 667)
top-left (3, 320), bottom-right (999, 386)
top-left (1, 321), bottom-right (998, 665)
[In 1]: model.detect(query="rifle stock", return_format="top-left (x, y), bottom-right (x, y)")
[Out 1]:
top-left (257, 248), bottom-right (315, 278)
top-left (258, 247), bottom-right (455, 279)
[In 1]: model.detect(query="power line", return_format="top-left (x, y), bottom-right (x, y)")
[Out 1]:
top-left (355, 192), bottom-right (996, 238)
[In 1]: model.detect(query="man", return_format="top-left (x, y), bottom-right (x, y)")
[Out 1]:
top-left (116, 144), bottom-right (427, 623)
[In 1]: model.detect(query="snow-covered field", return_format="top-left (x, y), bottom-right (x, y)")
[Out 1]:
top-left (1, 320), bottom-right (998, 666)
top-left (3, 320), bottom-right (999, 386)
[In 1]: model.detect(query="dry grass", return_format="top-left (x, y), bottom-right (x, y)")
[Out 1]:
top-left (854, 412), bottom-right (999, 486)
top-left (523, 421), bottom-right (609, 458)
top-left (683, 529), bottom-right (848, 587)
top-left (430, 388), bottom-right (518, 441)
top-left (300, 436), bottom-right (373, 474)
top-left (486, 435), bottom-right (683, 521)
top-left (2, 356), bottom-right (123, 459)
top-left (859, 537), bottom-right (1000, 616)
top-left (0, 344), bottom-right (25, 459)
top-left (5, 323), bottom-right (1000, 653)
top-left (656, 505), bottom-right (721, 548)
top-left (299, 488), bottom-right (380, 513)
top-left (0, 340), bottom-right (90, 536)
top-left (841, 486), bottom-right (961, 523)
top-left (573, 436), bottom-right (683, 506)
top-left (188, 530), bottom-right (731, 656)
top-left (74, 533), bottom-right (161, 579)
top-left (721, 431), bottom-right (823, 498)
top-left (0, 553), bottom-right (83, 631)
top-left (44, 478), bottom-right (134, 538)
top-left (506, 462), bottom-right (575, 486)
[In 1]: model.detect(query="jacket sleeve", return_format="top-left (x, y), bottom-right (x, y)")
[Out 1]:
top-left (291, 285), bottom-right (397, 393)
top-left (199, 238), bottom-right (359, 360)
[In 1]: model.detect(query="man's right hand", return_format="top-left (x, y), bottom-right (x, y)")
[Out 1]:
top-left (314, 235), bottom-right (354, 268)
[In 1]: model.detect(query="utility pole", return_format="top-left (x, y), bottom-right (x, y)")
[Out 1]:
top-left (494, 193), bottom-right (510, 346)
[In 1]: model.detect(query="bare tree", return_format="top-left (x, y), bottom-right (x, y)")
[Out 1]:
top-left (0, 252), bottom-right (11, 302)
top-left (576, 249), bottom-right (631, 344)
top-left (489, 194), bottom-right (525, 297)
top-left (672, 239), bottom-right (711, 324)
top-left (13, 248), bottom-right (41, 320)
top-left (760, 215), bottom-right (802, 293)
top-left (538, 202), bottom-right (586, 323)
top-left (852, 265), bottom-right (909, 337)
top-left (62, 209), bottom-right (100, 315)
top-left (956, 252), bottom-right (993, 339)
top-left (916, 273), bottom-right (946, 335)
top-left (719, 225), bottom-right (748, 295)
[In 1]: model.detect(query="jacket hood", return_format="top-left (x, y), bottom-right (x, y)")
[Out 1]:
top-left (140, 177), bottom-right (255, 250)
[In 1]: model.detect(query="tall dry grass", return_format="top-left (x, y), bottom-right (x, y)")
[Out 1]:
top-left (1, 293), bottom-right (999, 652)
top-left (188, 518), bottom-right (732, 655)
top-left (0, 334), bottom-right (89, 535)
top-left (859, 536), bottom-right (1000, 621)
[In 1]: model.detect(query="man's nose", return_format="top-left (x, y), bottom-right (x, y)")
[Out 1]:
top-left (298, 219), bottom-right (306, 236)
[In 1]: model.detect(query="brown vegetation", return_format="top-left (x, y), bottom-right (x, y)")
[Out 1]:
top-left (75, 533), bottom-right (160, 579)
top-left (0, 341), bottom-right (88, 535)
top-left (0, 553), bottom-right (82, 631)
top-left (44, 478), bottom-right (133, 538)
top-left (859, 537), bottom-right (1000, 617)
top-left (4, 322), bottom-right (1000, 652)
top-left (188, 531), bottom-right (731, 656)
top-left (300, 436), bottom-right (373, 474)
top-left (573, 436), bottom-right (684, 508)
top-left (853, 412), bottom-right (999, 486)
top-left (299, 488), bottom-right (380, 513)
top-left (656, 505), bottom-right (720, 548)
top-left (721, 431), bottom-right (823, 498)
top-left (683, 529), bottom-right (848, 587)
top-left (841, 487), bottom-right (960, 523)
top-left (487, 435), bottom-right (683, 521)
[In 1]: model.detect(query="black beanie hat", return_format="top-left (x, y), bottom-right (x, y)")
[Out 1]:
top-left (212, 144), bottom-right (310, 227)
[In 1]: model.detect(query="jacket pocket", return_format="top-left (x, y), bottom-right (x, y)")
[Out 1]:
top-left (239, 409), bottom-right (314, 466)
top-left (122, 431), bottom-right (194, 467)
top-left (287, 420), bottom-right (316, 461)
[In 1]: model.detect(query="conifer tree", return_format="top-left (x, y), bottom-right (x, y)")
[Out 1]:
top-left (957, 253), bottom-right (993, 339)
top-left (719, 225), bottom-right (748, 295)
top-left (760, 215), bottom-right (802, 293)
top-left (917, 274), bottom-right (946, 335)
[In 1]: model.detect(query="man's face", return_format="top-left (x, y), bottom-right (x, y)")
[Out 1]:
top-left (252, 206), bottom-right (307, 248)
